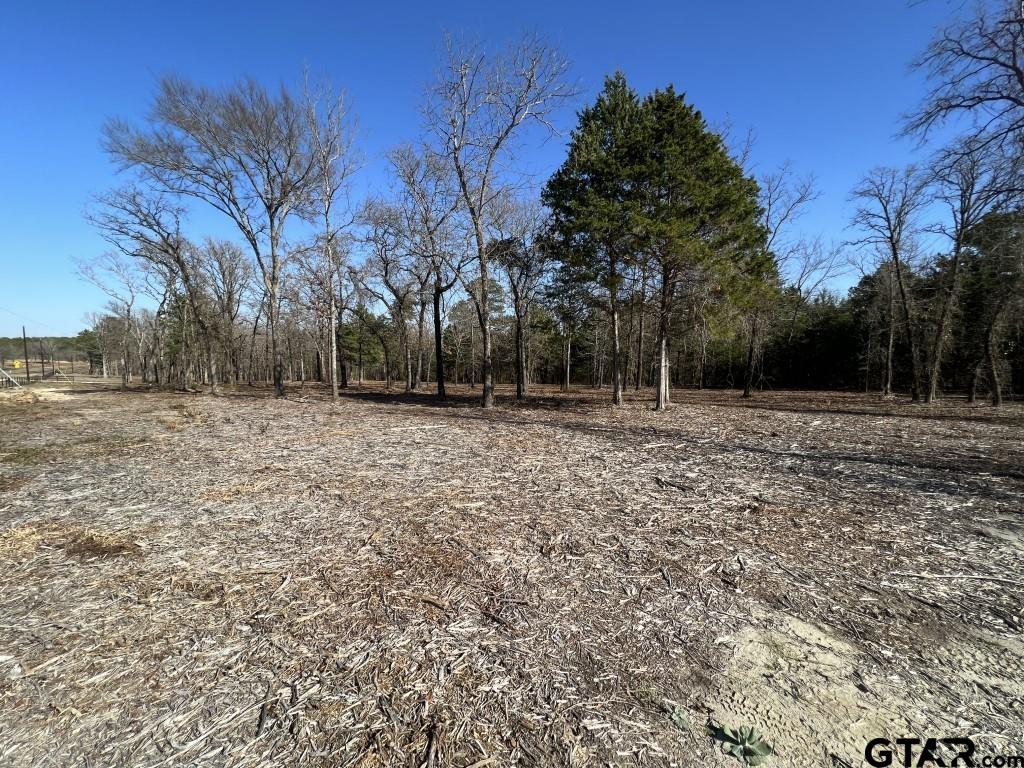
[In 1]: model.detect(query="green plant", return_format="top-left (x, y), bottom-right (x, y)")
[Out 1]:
top-left (669, 705), bottom-right (690, 730)
top-left (714, 724), bottom-right (772, 766)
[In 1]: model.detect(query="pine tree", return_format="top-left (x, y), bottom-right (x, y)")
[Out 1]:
top-left (635, 86), bottom-right (767, 408)
top-left (542, 73), bottom-right (644, 406)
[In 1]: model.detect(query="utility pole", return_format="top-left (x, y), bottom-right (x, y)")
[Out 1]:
top-left (21, 326), bottom-right (30, 383)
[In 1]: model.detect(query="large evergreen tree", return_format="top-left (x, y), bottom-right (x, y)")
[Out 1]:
top-left (636, 86), bottom-right (767, 409)
top-left (544, 74), bottom-right (768, 409)
top-left (542, 73), bottom-right (644, 406)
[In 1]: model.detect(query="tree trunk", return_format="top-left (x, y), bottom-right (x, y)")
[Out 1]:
top-left (405, 333), bottom-right (413, 392)
top-left (654, 333), bottom-right (670, 411)
top-left (884, 270), bottom-right (895, 396)
top-left (433, 279), bottom-right (446, 399)
top-left (329, 286), bottom-right (339, 401)
top-left (697, 307), bottom-right (708, 390)
top-left (120, 343), bottom-right (129, 391)
top-left (562, 332), bottom-right (571, 392)
top-left (891, 256), bottom-right (922, 401)
top-left (925, 250), bottom-right (962, 405)
top-left (968, 360), bottom-right (982, 404)
top-left (610, 295), bottom-right (623, 406)
top-left (742, 313), bottom-right (759, 398)
top-left (479, 267), bottom-right (494, 408)
top-left (635, 286), bottom-right (645, 391)
top-left (414, 298), bottom-right (426, 390)
top-left (247, 302), bottom-right (261, 386)
top-left (654, 268), bottom-right (672, 410)
top-left (269, 309), bottom-right (284, 397)
top-left (514, 306), bottom-right (526, 401)
top-left (925, 242), bottom-right (964, 403)
top-left (357, 328), bottom-right (364, 385)
top-left (986, 323), bottom-right (1002, 407)
top-left (470, 324), bottom-right (476, 390)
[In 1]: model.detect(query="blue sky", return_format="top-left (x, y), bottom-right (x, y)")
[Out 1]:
top-left (0, 0), bottom-right (954, 336)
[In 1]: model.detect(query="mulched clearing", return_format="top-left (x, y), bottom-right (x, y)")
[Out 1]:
top-left (0, 381), bottom-right (1021, 767)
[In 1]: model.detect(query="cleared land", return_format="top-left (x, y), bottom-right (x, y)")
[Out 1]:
top-left (0, 381), bottom-right (1022, 767)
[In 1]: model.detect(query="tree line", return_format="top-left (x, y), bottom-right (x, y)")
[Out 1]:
top-left (79, 3), bottom-right (1024, 406)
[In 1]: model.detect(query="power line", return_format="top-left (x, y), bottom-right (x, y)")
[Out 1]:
top-left (0, 306), bottom-right (66, 335)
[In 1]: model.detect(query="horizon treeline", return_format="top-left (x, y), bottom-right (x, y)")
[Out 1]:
top-left (74, 3), bottom-right (1024, 406)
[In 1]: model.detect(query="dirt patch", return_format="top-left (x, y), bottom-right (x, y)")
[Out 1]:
top-left (708, 612), bottom-right (904, 765)
top-left (62, 530), bottom-right (142, 560)
top-left (0, 390), bottom-right (40, 405)
top-left (0, 385), bottom-right (76, 405)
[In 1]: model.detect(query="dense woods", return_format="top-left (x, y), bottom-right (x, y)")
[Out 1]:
top-left (76, 2), bottom-right (1024, 406)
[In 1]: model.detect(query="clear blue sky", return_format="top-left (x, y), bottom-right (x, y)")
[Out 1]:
top-left (0, 0), bottom-right (953, 336)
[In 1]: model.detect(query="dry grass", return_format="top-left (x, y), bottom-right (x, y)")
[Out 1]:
top-left (0, 522), bottom-right (141, 561)
top-left (199, 478), bottom-right (277, 502)
top-left (0, 381), bottom-right (1021, 767)
top-left (1, 445), bottom-right (49, 465)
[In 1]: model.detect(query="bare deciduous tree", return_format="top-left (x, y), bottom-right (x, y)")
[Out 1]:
top-left (89, 187), bottom-right (224, 391)
top-left (923, 137), bottom-right (1019, 401)
top-left (77, 252), bottom-right (144, 390)
top-left (425, 34), bottom-right (574, 407)
top-left (105, 76), bottom-right (328, 396)
top-left (305, 78), bottom-right (359, 400)
top-left (850, 167), bottom-right (929, 401)
top-left (390, 144), bottom-right (469, 398)
top-left (741, 166), bottom-right (820, 398)
top-left (202, 239), bottom-right (253, 383)
top-left (354, 199), bottom-right (414, 390)
top-left (491, 196), bottom-right (549, 401)
top-left (907, 0), bottom-right (1024, 158)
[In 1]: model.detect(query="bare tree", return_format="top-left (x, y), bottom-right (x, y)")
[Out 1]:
top-left (202, 239), bottom-right (254, 383)
top-left (741, 165), bottom-right (819, 398)
top-left (354, 199), bottom-right (415, 390)
top-left (491, 196), bottom-right (548, 401)
top-left (305, 78), bottom-right (359, 400)
top-left (923, 136), bottom-right (1019, 401)
top-left (850, 167), bottom-right (930, 401)
top-left (390, 144), bottom-right (469, 398)
top-left (424, 34), bottom-right (574, 407)
top-left (783, 238), bottom-right (846, 340)
top-left (907, 1), bottom-right (1024, 158)
top-left (89, 187), bottom-right (224, 391)
top-left (545, 265), bottom-right (586, 392)
top-left (77, 252), bottom-right (143, 390)
top-left (105, 76), bottom-right (329, 396)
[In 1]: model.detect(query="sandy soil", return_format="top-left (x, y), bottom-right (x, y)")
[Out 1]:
top-left (0, 381), bottom-right (1021, 767)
